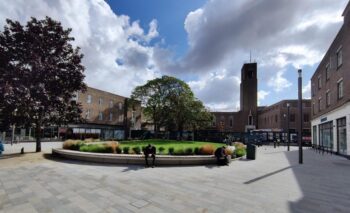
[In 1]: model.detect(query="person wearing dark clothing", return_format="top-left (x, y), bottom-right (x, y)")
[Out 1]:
top-left (0, 140), bottom-right (4, 155)
top-left (144, 144), bottom-right (156, 167)
top-left (215, 146), bottom-right (229, 166)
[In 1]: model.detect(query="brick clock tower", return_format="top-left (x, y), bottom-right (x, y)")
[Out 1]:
top-left (240, 63), bottom-right (258, 132)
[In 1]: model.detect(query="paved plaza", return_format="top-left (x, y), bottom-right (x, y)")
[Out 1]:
top-left (1, 143), bottom-right (350, 213)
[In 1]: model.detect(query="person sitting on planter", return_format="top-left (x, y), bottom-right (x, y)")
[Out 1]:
top-left (144, 144), bottom-right (156, 168)
top-left (0, 140), bottom-right (4, 155)
top-left (215, 146), bottom-right (229, 166)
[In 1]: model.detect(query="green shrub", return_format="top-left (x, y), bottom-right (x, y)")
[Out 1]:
top-left (185, 147), bottom-right (193, 155)
top-left (142, 146), bottom-right (147, 153)
top-left (168, 147), bottom-right (175, 155)
top-left (194, 147), bottom-right (200, 155)
top-left (173, 148), bottom-right (185, 155)
top-left (132, 147), bottom-right (141, 154)
top-left (79, 144), bottom-right (112, 153)
top-left (116, 147), bottom-right (122, 154)
top-left (123, 146), bottom-right (130, 154)
top-left (235, 148), bottom-right (246, 157)
top-left (159, 147), bottom-right (165, 154)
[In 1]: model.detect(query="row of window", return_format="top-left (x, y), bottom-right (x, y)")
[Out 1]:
top-left (262, 113), bottom-right (309, 125)
top-left (313, 79), bottom-right (343, 114)
top-left (86, 95), bottom-right (124, 110)
top-left (313, 45), bottom-right (343, 95)
top-left (212, 118), bottom-right (233, 127)
top-left (85, 109), bottom-right (124, 122)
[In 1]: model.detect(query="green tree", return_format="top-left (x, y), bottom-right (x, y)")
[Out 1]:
top-left (0, 17), bottom-right (86, 152)
top-left (131, 76), bottom-right (212, 138)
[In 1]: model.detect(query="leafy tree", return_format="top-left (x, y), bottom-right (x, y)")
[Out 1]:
top-left (0, 17), bottom-right (86, 152)
top-left (131, 76), bottom-right (212, 138)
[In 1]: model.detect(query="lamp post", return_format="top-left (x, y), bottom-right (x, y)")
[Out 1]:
top-left (298, 69), bottom-right (303, 164)
top-left (287, 103), bottom-right (290, 151)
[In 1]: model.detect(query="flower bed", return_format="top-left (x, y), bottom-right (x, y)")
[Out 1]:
top-left (62, 139), bottom-right (246, 157)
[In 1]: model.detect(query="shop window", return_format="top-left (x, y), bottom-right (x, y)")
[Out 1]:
top-left (337, 117), bottom-right (347, 155)
top-left (312, 126), bottom-right (317, 145)
top-left (319, 121), bottom-right (333, 148)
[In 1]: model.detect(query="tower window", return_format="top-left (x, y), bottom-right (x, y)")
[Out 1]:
top-left (248, 71), bottom-right (254, 79)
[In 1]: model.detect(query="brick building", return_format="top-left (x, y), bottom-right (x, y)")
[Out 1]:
top-left (210, 63), bottom-right (258, 132)
top-left (65, 86), bottom-right (142, 140)
top-left (311, 1), bottom-right (350, 156)
top-left (258, 100), bottom-right (311, 135)
top-left (210, 63), bottom-right (311, 136)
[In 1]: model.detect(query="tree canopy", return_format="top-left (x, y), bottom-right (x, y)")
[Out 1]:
top-left (131, 76), bottom-right (212, 137)
top-left (0, 17), bottom-right (86, 151)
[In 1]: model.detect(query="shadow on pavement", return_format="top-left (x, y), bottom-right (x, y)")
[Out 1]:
top-left (244, 166), bottom-right (294, 184)
top-left (0, 152), bottom-right (37, 160)
top-left (285, 149), bottom-right (350, 212)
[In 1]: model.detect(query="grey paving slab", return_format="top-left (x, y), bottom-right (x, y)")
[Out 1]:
top-left (1, 145), bottom-right (350, 213)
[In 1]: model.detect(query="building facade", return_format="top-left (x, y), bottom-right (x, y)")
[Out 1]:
top-left (210, 63), bottom-right (258, 132)
top-left (210, 63), bottom-right (311, 136)
top-left (66, 87), bottom-right (141, 140)
top-left (258, 100), bottom-right (311, 135)
top-left (311, 2), bottom-right (350, 156)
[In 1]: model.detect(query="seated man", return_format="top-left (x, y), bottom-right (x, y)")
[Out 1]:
top-left (144, 144), bottom-right (156, 168)
top-left (215, 146), bottom-right (229, 166)
top-left (0, 140), bottom-right (4, 155)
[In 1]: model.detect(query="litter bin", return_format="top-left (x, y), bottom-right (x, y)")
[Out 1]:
top-left (247, 143), bottom-right (256, 160)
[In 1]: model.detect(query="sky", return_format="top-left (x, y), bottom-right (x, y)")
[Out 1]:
top-left (0, 0), bottom-right (348, 111)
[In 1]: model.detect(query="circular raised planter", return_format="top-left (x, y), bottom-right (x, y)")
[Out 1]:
top-left (52, 148), bottom-right (240, 166)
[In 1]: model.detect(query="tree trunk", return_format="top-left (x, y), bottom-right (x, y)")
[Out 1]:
top-left (35, 125), bottom-right (41, 152)
top-left (179, 124), bottom-right (183, 141)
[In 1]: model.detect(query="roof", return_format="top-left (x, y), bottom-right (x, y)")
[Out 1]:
top-left (342, 1), bottom-right (350, 17)
top-left (86, 86), bottom-right (128, 99)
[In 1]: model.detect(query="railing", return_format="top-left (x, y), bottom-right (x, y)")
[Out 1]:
top-left (312, 144), bottom-right (334, 155)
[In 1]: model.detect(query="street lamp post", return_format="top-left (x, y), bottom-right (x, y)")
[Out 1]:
top-left (298, 69), bottom-right (303, 164)
top-left (287, 103), bottom-right (290, 151)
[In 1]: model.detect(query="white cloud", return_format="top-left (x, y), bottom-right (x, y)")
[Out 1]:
top-left (302, 81), bottom-right (311, 99)
top-left (0, 0), bottom-right (347, 109)
top-left (177, 0), bottom-right (346, 106)
top-left (0, 0), bottom-right (160, 97)
top-left (268, 70), bottom-right (293, 92)
top-left (258, 90), bottom-right (270, 105)
top-left (188, 70), bottom-right (241, 112)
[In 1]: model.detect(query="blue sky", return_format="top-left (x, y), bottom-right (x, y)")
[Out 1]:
top-left (0, 0), bottom-right (347, 111)
top-left (106, 0), bottom-right (346, 108)
top-left (107, 0), bottom-right (206, 57)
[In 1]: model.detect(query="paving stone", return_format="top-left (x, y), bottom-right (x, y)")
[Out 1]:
top-left (130, 199), bottom-right (149, 208)
top-left (1, 144), bottom-right (350, 212)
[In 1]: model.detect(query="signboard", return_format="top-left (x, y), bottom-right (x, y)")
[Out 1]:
top-left (320, 117), bottom-right (327, 123)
